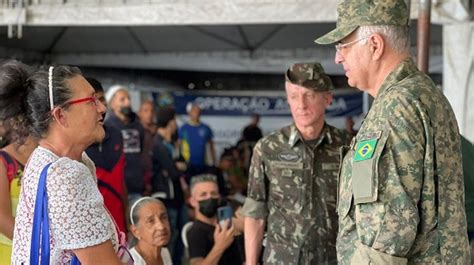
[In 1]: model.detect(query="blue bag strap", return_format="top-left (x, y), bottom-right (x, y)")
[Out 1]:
top-left (30, 163), bottom-right (52, 265)
top-left (41, 191), bottom-right (50, 261)
top-left (71, 255), bottom-right (80, 265)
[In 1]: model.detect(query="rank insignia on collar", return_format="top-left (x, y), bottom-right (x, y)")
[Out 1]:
top-left (354, 138), bottom-right (378, 162)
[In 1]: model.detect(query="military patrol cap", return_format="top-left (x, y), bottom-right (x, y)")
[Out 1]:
top-left (285, 62), bottom-right (334, 91)
top-left (315, 0), bottom-right (409, 45)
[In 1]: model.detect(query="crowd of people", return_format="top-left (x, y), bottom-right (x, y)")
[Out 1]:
top-left (0, 0), bottom-right (472, 264)
top-left (0, 59), bottom-right (255, 264)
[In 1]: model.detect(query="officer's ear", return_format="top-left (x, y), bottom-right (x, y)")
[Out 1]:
top-left (324, 92), bottom-right (333, 107)
top-left (369, 33), bottom-right (385, 61)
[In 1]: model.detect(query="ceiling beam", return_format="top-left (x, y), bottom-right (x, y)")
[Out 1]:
top-left (126, 27), bottom-right (148, 53)
top-left (237, 26), bottom-right (252, 51)
top-left (1, 1), bottom-right (467, 26)
top-left (190, 26), bottom-right (245, 49)
top-left (41, 26), bottom-right (68, 63)
top-left (253, 25), bottom-right (285, 51)
top-left (47, 45), bottom-right (443, 75)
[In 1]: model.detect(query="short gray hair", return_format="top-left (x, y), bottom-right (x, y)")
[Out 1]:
top-left (190, 174), bottom-right (218, 195)
top-left (357, 25), bottom-right (410, 54)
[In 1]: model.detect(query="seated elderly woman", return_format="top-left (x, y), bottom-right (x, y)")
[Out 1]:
top-left (129, 197), bottom-right (173, 265)
top-left (0, 61), bottom-right (129, 264)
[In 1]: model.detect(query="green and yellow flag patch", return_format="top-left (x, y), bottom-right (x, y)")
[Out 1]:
top-left (354, 139), bottom-right (378, 162)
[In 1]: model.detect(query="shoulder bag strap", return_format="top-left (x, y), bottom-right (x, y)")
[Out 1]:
top-left (30, 162), bottom-right (52, 265)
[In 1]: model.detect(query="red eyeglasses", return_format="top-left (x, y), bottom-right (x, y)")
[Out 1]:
top-left (62, 95), bottom-right (99, 107)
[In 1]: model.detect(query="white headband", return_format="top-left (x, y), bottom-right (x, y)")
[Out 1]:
top-left (129, 196), bottom-right (151, 225)
top-left (48, 66), bottom-right (54, 111)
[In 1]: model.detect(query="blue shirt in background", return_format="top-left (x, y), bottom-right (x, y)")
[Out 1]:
top-left (179, 122), bottom-right (213, 167)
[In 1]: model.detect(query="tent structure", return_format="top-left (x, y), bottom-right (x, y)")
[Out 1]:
top-left (0, 0), bottom-right (468, 74)
top-left (0, 0), bottom-right (473, 140)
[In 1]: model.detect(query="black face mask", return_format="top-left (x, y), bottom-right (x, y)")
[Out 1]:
top-left (119, 106), bottom-right (133, 118)
top-left (198, 198), bottom-right (219, 218)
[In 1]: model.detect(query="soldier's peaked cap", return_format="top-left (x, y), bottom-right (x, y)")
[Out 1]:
top-left (285, 62), bottom-right (333, 91)
top-left (315, 0), bottom-right (410, 45)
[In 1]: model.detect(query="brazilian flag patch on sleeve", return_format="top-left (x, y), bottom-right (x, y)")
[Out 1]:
top-left (354, 138), bottom-right (378, 162)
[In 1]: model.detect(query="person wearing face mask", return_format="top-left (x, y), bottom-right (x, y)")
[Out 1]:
top-left (187, 174), bottom-right (244, 265)
top-left (105, 85), bottom-right (149, 203)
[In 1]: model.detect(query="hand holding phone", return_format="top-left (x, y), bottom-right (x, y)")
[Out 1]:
top-left (217, 206), bottom-right (233, 229)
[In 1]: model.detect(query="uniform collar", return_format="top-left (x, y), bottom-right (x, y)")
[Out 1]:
top-left (286, 123), bottom-right (333, 148)
top-left (376, 58), bottom-right (418, 99)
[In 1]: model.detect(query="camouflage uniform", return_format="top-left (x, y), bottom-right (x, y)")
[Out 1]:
top-left (242, 63), bottom-right (351, 265)
top-left (336, 58), bottom-right (470, 264)
top-left (315, 0), bottom-right (470, 264)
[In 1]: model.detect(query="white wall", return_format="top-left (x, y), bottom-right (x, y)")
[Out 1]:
top-left (443, 22), bottom-right (474, 142)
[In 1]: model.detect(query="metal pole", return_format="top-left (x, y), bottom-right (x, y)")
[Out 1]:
top-left (17, 0), bottom-right (23, 38)
top-left (417, 0), bottom-right (431, 73)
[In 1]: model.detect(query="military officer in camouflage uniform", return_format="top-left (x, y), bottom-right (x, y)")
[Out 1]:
top-left (315, 0), bottom-right (470, 264)
top-left (241, 62), bottom-right (351, 265)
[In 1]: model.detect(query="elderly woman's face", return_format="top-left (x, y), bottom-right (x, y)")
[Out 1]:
top-left (132, 202), bottom-right (171, 248)
top-left (63, 75), bottom-right (106, 145)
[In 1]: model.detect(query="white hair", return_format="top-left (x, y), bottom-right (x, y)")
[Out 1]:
top-left (357, 25), bottom-right (411, 54)
top-left (129, 196), bottom-right (165, 226)
top-left (48, 66), bottom-right (54, 110)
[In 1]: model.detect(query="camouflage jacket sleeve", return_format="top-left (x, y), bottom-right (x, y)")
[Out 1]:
top-left (241, 140), bottom-right (268, 219)
top-left (347, 93), bottom-right (428, 263)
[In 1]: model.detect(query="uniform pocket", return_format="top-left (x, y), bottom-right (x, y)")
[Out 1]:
top-left (352, 130), bottom-right (390, 204)
top-left (269, 161), bottom-right (306, 212)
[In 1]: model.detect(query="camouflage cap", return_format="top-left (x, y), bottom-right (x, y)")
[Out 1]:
top-left (285, 62), bottom-right (334, 91)
top-left (315, 0), bottom-right (409, 45)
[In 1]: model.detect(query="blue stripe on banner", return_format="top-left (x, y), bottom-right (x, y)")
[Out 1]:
top-left (155, 92), bottom-right (363, 117)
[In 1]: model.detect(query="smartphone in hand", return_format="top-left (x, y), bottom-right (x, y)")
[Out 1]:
top-left (217, 206), bottom-right (233, 229)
